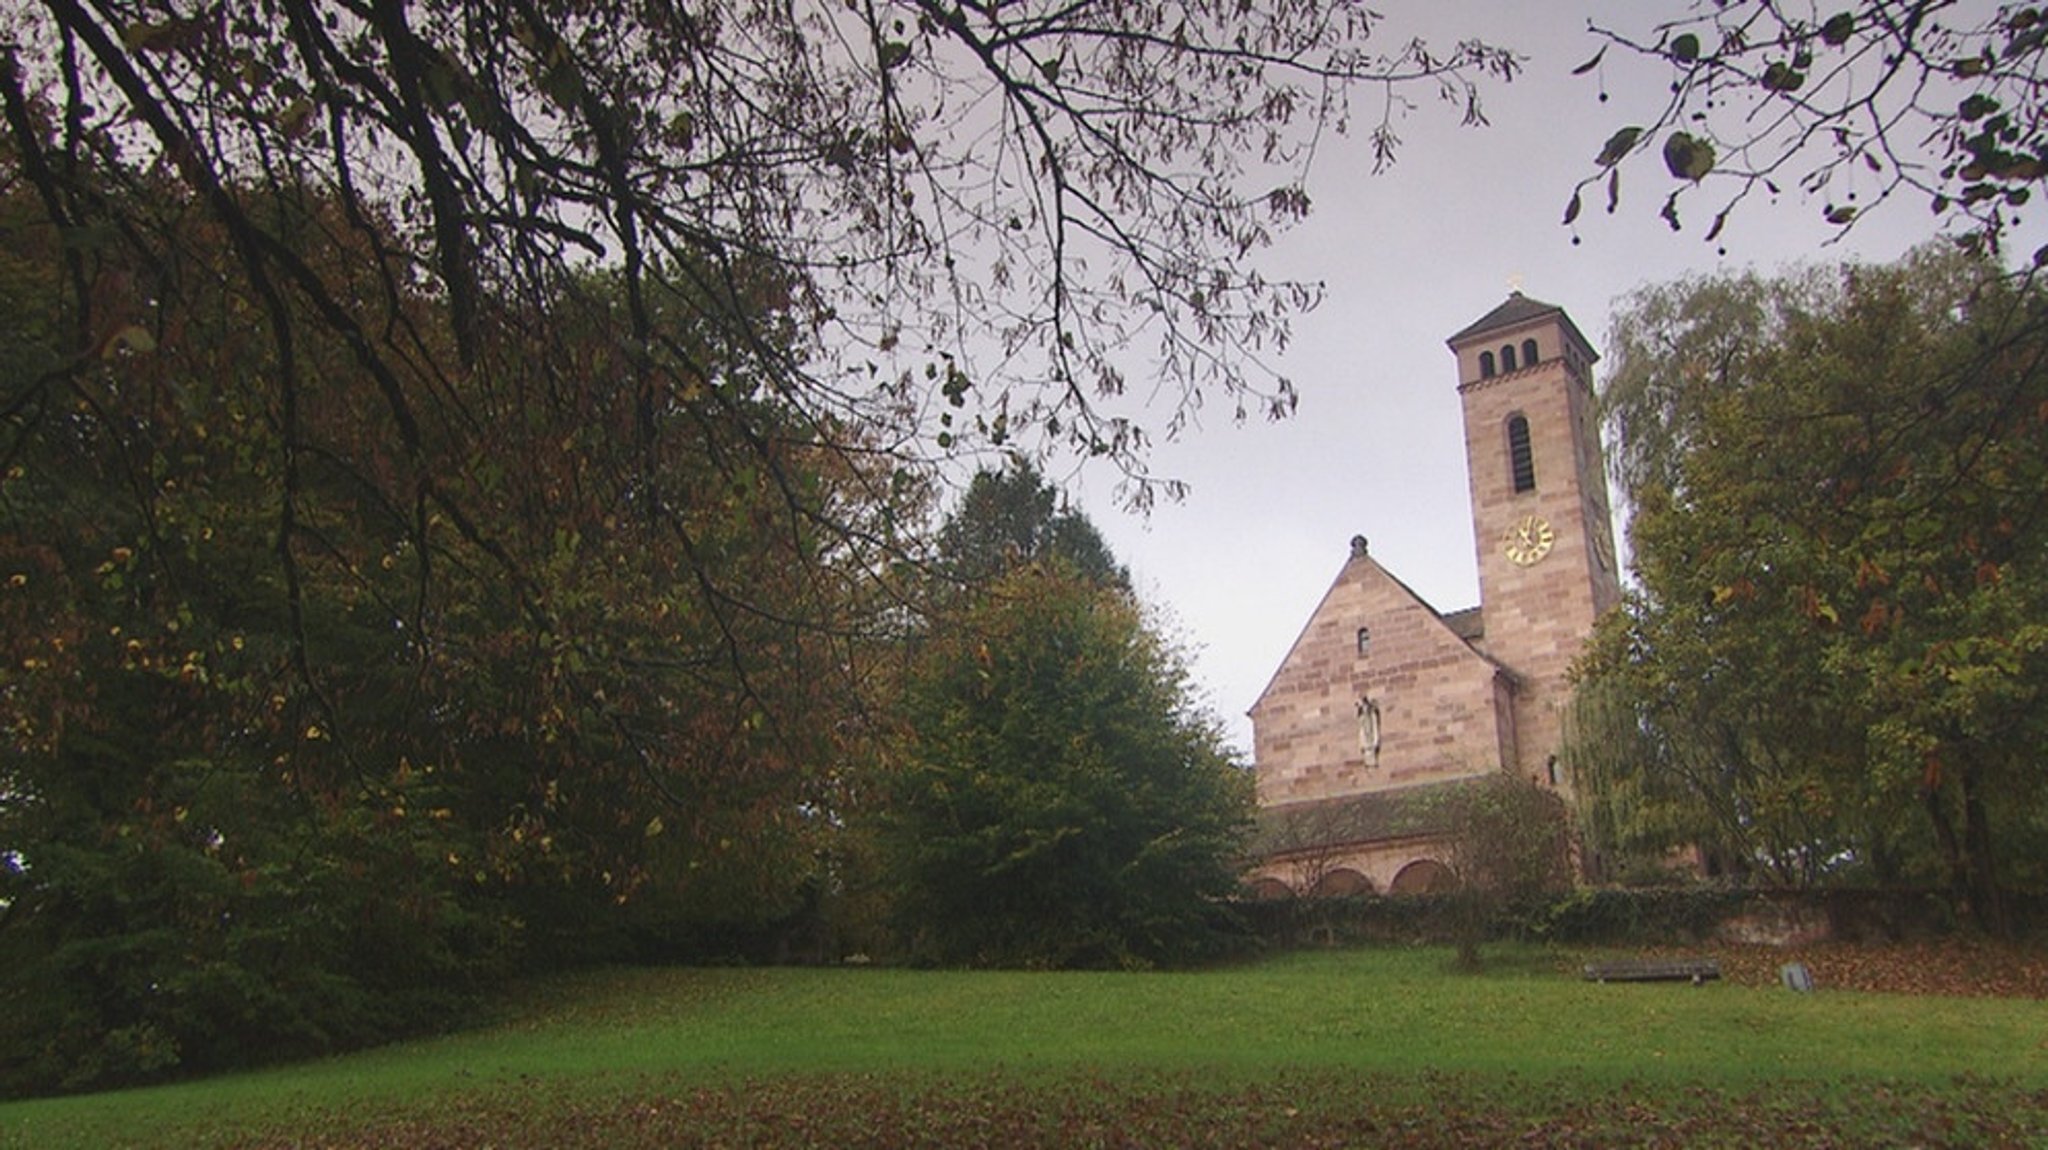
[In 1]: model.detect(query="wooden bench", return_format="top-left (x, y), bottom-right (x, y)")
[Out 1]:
top-left (1582, 957), bottom-right (1721, 985)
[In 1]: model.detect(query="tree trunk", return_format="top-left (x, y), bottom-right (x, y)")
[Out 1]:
top-left (1922, 779), bottom-right (1969, 911)
top-left (1959, 764), bottom-right (2010, 938)
top-left (1864, 831), bottom-right (1902, 886)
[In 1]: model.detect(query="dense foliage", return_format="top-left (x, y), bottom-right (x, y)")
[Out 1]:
top-left (0, 165), bottom-right (906, 1092)
top-left (1567, 247), bottom-right (2048, 929)
top-left (882, 563), bottom-right (1252, 968)
top-left (935, 460), bottom-right (1127, 592)
top-left (1435, 771), bottom-right (1573, 967)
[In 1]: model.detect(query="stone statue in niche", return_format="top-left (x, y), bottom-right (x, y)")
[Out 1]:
top-left (1356, 695), bottom-right (1382, 768)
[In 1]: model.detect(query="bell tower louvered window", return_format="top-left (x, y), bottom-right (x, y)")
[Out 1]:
top-left (1507, 413), bottom-right (1536, 493)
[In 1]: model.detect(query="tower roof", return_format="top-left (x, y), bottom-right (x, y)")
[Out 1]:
top-left (1446, 291), bottom-right (1597, 361)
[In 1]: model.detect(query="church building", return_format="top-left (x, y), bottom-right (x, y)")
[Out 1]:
top-left (1245, 293), bottom-right (1622, 897)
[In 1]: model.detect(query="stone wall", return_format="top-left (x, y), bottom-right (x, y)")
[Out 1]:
top-left (1456, 333), bottom-right (1617, 787)
top-left (1249, 548), bottom-right (1507, 807)
top-left (1244, 833), bottom-right (1456, 898)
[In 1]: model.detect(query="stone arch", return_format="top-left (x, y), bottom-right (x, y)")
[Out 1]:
top-left (1244, 876), bottom-right (1295, 901)
top-left (1388, 858), bottom-right (1457, 895)
top-left (1479, 350), bottom-right (1496, 378)
top-left (1521, 337), bottom-right (1539, 367)
top-left (1309, 867), bottom-right (1374, 898)
top-left (1499, 342), bottom-right (1518, 372)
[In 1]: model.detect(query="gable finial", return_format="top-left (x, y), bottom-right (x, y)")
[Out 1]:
top-left (1507, 272), bottom-right (1526, 295)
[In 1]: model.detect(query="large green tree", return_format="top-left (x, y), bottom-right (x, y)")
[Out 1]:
top-left (881, 563), bottom-right (1252, 968)
top-left (0, 163), bottom-right (907, 1090)
top-left (1569, 247), bottom-right (2048, 927)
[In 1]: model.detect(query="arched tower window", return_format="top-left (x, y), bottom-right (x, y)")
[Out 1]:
top-left (1499, 343), bottom-right (1517, 372)
top-left (1506, 414), bottom-right (1536, 493)
top-left (1521, 337), bottom-right (1539, 366)
top-left (1355, 626), bottom-right (1371, 657)
top-left (1479, 351), bottom-right (1496, 378)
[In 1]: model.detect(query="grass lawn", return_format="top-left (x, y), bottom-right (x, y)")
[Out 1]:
top-left (5, 945), bottom-right (2045, 1148)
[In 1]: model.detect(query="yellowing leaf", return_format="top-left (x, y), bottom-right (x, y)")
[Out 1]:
top-left (1596, 126), bottom-right (1642, 168)
top-left (101, 324), bottom-right (157, 358)
top-left (278, 96), bottom-right (316, 139)
top-left (1662, 132), bottom-right (1715, 182)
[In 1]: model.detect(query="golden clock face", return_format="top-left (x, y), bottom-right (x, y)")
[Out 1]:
top-left (1502, 514), bottom-right (1555, 566)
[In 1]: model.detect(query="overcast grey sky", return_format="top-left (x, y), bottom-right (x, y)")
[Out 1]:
top-left (1062, 2), bottom-right (2043, 754)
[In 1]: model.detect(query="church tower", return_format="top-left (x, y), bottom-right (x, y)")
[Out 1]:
top-left (1447, 293), bottom-right (1621, 788)
top-left (1243, 292), bottom-right (1621, 894)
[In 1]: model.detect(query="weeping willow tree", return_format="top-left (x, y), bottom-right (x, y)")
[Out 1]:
top-left (1565, 247), bottom-right (2048, 928)
top-left (1562, 624), bottom-right (1859, 887)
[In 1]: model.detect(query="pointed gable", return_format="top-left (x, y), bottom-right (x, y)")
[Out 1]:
top-left (1250, 540), bottom-right (1514, 807)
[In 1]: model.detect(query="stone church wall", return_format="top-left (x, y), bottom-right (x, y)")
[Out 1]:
top-left (1457, 323), bottom-right (1616, 787)
top-left (1250, 550), bottom-right (1507, 807)
top-left (1248, 293), bottom-right (1619, 889)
